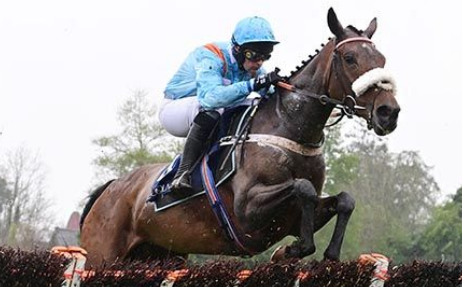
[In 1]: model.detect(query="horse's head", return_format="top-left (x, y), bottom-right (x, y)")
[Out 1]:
top-left (327, 8), bottom-right (400, 135)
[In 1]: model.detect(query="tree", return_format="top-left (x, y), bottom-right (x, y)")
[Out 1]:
top-left (0, 177), bottom-right (8, 216)
top-left (92, 91), bottom-right (182, 180)
top-left (0, 146), bottom-right (54, 249)
top-left (414, 186), bottom-right (462, 262)
top-left (323, 123), bottom-right (360, 194)
top-left (314, 122), bottom-right (440, 263)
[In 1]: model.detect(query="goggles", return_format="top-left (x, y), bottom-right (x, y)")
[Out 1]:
top-left (243, 49), bottom-right (271, 62)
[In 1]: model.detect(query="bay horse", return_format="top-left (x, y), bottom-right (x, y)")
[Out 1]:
top-left (80, 8), bottom-right (400, 266)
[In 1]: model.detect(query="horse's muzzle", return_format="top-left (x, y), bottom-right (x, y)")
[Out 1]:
top-left (373, 104), bottom-right (400, 136)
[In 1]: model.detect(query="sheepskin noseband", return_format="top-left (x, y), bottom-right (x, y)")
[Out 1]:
top-left (352, 68), bottom-right (397, 97)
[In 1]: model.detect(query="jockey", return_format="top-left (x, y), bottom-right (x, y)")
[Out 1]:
top-left (159, 16), bottom-right (282, 194)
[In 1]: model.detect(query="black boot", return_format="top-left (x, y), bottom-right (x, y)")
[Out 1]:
top-left (171, 110), bottom-right (220, 193)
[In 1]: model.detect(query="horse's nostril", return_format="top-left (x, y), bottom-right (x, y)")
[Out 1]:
top-left (377, 105), bottom-right (392, 118)
top-left (377, 105), bottom-right (400, 122)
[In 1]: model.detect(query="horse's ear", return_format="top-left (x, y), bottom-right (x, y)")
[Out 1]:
top-left (328, 7), bottom-right (344, 39)
top-left (364, 17), bottom-right (377, 38)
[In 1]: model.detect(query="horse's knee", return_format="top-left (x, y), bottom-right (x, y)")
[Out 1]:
top-left (337, 191), bottom-right (355, 214)
top-left (294, 179), bottom-right (318, 203)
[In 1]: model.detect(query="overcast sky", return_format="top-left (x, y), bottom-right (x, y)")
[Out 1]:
top-left (1, 0), bottom-right (460, 226)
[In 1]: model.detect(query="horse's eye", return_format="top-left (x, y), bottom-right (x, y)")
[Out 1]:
top-left (343, 53), bottom-right (356, 65)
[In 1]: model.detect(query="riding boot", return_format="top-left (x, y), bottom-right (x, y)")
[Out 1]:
top-left (171, 110), bottom-right (220, 193)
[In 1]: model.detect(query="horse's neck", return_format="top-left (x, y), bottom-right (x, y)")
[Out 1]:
top-left (254, 42), bottom-right (335, 146)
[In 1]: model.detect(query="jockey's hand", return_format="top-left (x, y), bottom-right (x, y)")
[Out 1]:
top-left (253, 68), bottom-right (283, 91)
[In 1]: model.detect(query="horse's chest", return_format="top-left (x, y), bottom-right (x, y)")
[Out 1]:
top-left (241, 146), bottom-right (326, 192)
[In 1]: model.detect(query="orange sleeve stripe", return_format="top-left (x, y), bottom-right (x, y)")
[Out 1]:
top-left (204, 43), bottom-right (228, 75)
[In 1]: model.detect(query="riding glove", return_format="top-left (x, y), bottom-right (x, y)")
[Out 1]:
top-left (253, 69), bottom-right (283, 91)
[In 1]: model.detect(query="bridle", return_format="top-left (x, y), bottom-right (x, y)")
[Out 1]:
top-left (276, 81), bottom-right (363, 127)
top-left (330, 37), bottom-right (374, 127)
top-left (277, 36), bottom-right (392, 128)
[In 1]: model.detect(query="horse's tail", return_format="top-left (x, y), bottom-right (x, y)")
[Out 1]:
top-left (80, 179), bottom-right (116, 231)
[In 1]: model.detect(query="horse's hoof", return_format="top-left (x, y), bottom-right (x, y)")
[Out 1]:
top-left (270, 245), bottom-right (287, 263)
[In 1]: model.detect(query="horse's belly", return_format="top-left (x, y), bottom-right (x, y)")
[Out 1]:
top-left (137, 196), bottom-right (236, 255)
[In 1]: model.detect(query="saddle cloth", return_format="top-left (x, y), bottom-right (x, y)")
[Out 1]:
top-left (148, 105), bottom-right (252, 211)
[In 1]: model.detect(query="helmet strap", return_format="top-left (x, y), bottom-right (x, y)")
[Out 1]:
top-left (232, 44), bottom-right (246, 70)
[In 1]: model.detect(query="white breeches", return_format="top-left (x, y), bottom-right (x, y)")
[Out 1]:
top-left (159, 97), bottom-right (202, 137)
top-left (159, 93), bottom-right (259, 138)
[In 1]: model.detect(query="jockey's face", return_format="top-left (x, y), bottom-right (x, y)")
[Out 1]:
top-left (243, 58), bottom-right (264, 77)
top-left (234, 44), bottom-right (272, 77)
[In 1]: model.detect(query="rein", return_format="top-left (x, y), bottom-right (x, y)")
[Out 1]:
top-left (276, 81), bottom-right (365, 123)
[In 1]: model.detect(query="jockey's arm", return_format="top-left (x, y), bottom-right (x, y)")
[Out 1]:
top-left (196, 54), bottom-right (255, 110)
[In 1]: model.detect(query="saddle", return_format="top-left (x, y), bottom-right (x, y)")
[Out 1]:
top-left (148, 105), bottom-right (253, 211)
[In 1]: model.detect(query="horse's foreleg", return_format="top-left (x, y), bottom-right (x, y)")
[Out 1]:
top-left (284, 179), bottom-right (319, 259)
top-left (315, 191), bottom-right (355, 261)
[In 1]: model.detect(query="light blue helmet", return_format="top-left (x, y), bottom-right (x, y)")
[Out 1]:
top-left (231, 16), bottom-right (279, 46)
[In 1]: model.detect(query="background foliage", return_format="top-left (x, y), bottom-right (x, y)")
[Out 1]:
top-left (91, 90), bottom-right (182, 181)
top-left (0, 146), bottom-right (53, 249)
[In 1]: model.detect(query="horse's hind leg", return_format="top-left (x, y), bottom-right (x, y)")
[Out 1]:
top-left (315, 191), bottom-right (355, 261)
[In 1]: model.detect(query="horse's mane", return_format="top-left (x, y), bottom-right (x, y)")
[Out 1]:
top-left (287, 25), bottom-right (362, 80)
top-left (286, 39), bottom-right (330, 79)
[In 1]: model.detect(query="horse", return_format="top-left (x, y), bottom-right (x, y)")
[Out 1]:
top-left (80, 8), bottom-right (400, 266)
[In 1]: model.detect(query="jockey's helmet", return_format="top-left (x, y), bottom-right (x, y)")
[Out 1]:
top-left (231, 16), bottom-right (279, 46)
top-left (231, 16), bottom-right (278, 68)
